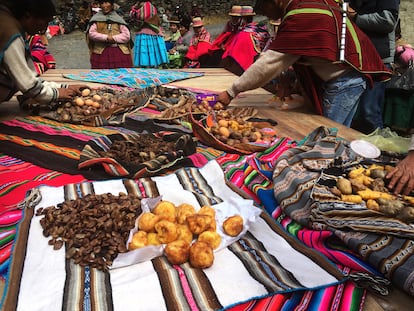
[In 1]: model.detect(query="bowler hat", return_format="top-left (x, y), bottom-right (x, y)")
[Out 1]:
top-left (228, 5), bottom-right (243, 16)
top-left (168, 16), bottom-right (180, 24)
top-left (241, 5), bottom-right (255, 16)
top-left (191, 17), bottom-right (204, 28)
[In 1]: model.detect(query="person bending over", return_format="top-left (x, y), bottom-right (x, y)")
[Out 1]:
top-left (0, 0), bottom-right (86, 110)
top-left (217, 0), bottom-right (391, 127)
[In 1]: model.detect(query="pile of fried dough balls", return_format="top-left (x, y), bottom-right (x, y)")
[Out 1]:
top-left (128, 200), bottom-right (244, 269)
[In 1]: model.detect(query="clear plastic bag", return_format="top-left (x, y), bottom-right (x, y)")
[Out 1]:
top-left (360, 127), bottom-right (411, 154)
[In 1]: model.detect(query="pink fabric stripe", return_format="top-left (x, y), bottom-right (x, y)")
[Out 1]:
top-left (175, 265), bottom-right (199, 311)
top-left (3, 119), bottom-right (99, 141)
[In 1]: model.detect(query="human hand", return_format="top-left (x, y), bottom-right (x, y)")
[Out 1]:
top-left (347, 6), bottom-right (357, 20)
top-left (57, 87), bottom-right (78, 101)
top-left (67, 84), bottom-right (89, 94)
top-left (217, 91), bottom-right (232, 107)
top-left (107, 34), bottom-right (115, 43)
top-left (387, 151), bottom-right (414, 195)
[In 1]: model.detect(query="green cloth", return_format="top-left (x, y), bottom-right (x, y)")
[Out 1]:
top-left (383, 91), bottom-right (414, 129)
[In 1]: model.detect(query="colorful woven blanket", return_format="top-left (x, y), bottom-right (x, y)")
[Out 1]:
top-left (0, 117), bottom-right (374, 310)
top-left (0, 116), bottom-right (210, 181)
top-left (63, 68), bottom-right (204, 89)
top-left (270, 127), bottom-right (414, 296)
top-left (2, 161), bottom-right (348, 311)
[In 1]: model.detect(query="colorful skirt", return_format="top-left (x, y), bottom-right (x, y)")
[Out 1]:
top-left (90, 46), bottom-right (133, 69)
top-left (133, 33), bottom-right (169, 68)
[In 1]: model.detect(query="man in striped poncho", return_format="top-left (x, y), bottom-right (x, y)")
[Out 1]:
top-left (218, 0), bottom-right (391, 127)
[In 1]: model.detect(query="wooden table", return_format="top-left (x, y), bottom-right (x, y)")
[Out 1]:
top-left (0, 68), bottom-right (413, 310)
top-left (0, 68), bottom-right (362, 142)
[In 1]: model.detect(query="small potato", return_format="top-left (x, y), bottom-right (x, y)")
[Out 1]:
top-left (218, 119), bottom-right (229, 128)
top-left (74, 97), bottom-right (84, 106)
top-left (337, 178), bottom-right (352, 195)
top-left (84, 99), bottom-right (94, 106)
top-left (81, 88), bottom-right (91, 96)
top-left (218, 126), bottom-right (230, 138)
top-left (92, 94), bottom-right (102, 102)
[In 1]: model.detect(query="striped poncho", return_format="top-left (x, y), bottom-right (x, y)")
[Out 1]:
top-left (268, 0), bottom-right (391, 114)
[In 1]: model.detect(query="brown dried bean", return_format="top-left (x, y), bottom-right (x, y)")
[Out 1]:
top-left (37, 192), bottom-right (141, 271)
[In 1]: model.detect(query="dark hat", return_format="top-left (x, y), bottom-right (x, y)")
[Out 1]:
top-left (168, 15), bottom-right (180, 24)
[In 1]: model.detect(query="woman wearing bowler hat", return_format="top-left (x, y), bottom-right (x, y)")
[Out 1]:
top-left (220, 5), bottom-right (270, 75)
top-left (184, 17), bottom-right (212, 68)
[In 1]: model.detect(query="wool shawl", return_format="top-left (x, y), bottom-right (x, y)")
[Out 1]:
top-left (88, 10), bottom-right (128, 27)
top-left (267, 0), bottom-right (391, 114)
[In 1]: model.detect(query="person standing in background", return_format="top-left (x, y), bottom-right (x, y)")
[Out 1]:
top-left (87, 0), bottom-right (133, 69)
top-left (129, 1), bottom-right (169, 68)
top-left (348, 0), bottom-right (400, 134)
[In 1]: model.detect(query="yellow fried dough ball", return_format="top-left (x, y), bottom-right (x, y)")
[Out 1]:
top-left (186, 214), bottom-right (214, 235)
top-left (222, 215), bottom-right (244, 237)
top-left (198, 231), bottom-right (222, 249)
top-left (189, 241), bottom-right (214, 269)
top-left (155, 220), bottom-right (179, 244)
top-left (198, 205), bottom-right (216, 218)
top-left (138, 212), bottom-right (160, 232)
top-left (164, 240), bottom-right (191, 265)
top-left (153, 200), bottom-right (177, 223)
top-left (128, 230), bottom-right (148, 250)
top-left (147, 232), bottom-right (161, 245)
top-left (176, 224), bottom-right (194, 244)
top-left (176, 203), bottom-right (196, 224)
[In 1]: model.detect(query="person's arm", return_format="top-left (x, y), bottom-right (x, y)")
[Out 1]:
top-left (387, 135), bottom-right (414, 195)
top-left (4, 37), bottom-right (85, 105)
top-left (352, 9), bottom-right (398, 34)
top-left (218, 49), bottom-right (299, 105)
top-left (88, 23), bottom-right (108, 42)
top-left (112, 24), bottom-right (131, 44)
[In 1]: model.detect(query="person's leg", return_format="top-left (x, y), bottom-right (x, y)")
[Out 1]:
top-left (322, 71), bottom-right (367, 127)
top-left (352, 80), bottom-right (385, 133)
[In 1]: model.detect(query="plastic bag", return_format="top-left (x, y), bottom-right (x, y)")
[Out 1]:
top-left (386, 60), bottom-right (414, 92)
top-left (360, 127), bottom-right (411, 154)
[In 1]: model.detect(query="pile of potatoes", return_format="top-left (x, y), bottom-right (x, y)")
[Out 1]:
top-left (206, 110), bottom-right (277, 146)
top-left (331, 164), bottom-right (414, 223)
top-left (53, 88), bottom-right (142, 122)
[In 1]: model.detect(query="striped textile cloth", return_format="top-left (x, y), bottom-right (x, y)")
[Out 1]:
top-left (2, 161), bottom-right (348, 311)
top-left (0, 128), bottom-right (369, 310)
top-left (0, 116), bottom-right (211, 181)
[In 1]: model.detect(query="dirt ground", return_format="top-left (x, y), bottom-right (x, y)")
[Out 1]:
top-left (400, 0), bottom-right (414, 45)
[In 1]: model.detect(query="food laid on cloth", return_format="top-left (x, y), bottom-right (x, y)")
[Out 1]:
top-left (36, 192), bottom-right (142, 271)
top-left (35, 193), bottom-right (259, 271)
top-left (38, 86), bottom-right (195, 126)
top-left (78, 132), bottom-right (197, 178)
top-left (121, 197), bottom-right (255, 269)
top-left (190, 107), bottom-right (279, 154)
top-left (326, 164), bottom-right (414, 223)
